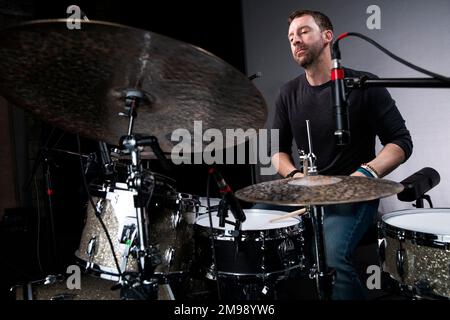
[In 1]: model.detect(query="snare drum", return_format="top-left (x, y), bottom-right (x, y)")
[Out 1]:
top-left (379, 208), bottom-right (450, 299)
top-left (76, 177), bottom-right (200, 280)
top-left (194, 209), bottom-right (307, 280)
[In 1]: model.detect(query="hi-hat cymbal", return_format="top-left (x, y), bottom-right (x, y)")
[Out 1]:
top-left (0, 19), bottom-right (267, 152)
top-left (235, 175), bottom-right (404, 206)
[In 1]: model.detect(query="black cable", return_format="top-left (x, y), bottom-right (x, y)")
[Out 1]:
top-left (76, 134), bottom-right (123, 278)
top-left (206, 172), bottom-right (221, 300)
top-left (335, 32), bottom-right (450, 83)
top-left (317, 150), bottom-right (344, 174)
top-left (33, 176), bottom-right (44, 275)
top-left (51, 131), bottom-right (66, 150)
top-left (24, 127), bottom-right (56, 190)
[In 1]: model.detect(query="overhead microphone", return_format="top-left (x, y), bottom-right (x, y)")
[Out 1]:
top-left (208, 168), bottom-right (246, 223)
top-left (331, 36), bottom-right (350, 147)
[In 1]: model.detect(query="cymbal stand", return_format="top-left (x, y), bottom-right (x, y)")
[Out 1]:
top-left (302, 120), bottom-right (335, 300)
top-left (117, 90), bottom-right (161, 299)
top-left (309, 205), bottom-right (334, 300)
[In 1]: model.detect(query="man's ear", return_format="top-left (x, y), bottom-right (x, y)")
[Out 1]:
top-left (323, 30), bottom-right (333, 45)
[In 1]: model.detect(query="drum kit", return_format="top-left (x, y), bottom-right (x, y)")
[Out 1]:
top-left (1, 19), bottom-right (449, 300)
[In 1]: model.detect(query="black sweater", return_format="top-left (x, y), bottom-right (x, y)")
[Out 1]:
top-left (272, 68), bottom-right (413, 175)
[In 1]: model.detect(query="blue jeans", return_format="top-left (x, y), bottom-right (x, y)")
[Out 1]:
top-left (252, 200), bottom-right (379, 300)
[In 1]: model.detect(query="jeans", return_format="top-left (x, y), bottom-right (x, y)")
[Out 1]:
top-left (252, 200), bottom-right (379, 300)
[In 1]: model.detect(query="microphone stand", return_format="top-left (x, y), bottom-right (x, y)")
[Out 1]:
top-left (216, 197), bottom-right (242, 261)
top-left (345, 77), bottom-right (450, 89)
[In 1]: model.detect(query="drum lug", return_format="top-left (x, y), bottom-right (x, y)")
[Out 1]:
top-left (171, 212), bottom-right (181, 229)
top-left (164, 247), bottom-right (175, 267)
top-left (95, 198), bottom-right (105, 216)
top-left (378, 238), bottom-right (386, 264)
top-left (396, 248), bottom-right (406, 280)
top-left (87, 237), bottom-right (97, 257)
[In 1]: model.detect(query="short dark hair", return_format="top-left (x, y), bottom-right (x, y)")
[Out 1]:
top-left (288, 10), bottom-right (333, 32)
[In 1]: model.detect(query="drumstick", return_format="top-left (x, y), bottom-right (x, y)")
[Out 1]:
top-left (269, 208), bottom-right (307, 223)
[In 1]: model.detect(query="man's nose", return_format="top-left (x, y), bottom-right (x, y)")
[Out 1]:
top-left (292, 34), bottom-right (303, 45)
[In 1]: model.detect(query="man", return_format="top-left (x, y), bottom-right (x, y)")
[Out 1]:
top-left (271, 10), bottom-right (413, 299)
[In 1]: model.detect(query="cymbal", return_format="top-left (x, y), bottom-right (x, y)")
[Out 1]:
top-left (0, 19), bottom-right (267, 152)
top-left (235, 175), bottom-right (404, 206)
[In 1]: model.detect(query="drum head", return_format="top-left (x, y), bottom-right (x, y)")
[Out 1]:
top-left (196, 209), bottom-right (300, 230)
top-left (382, 208), bottom-right (450, 239)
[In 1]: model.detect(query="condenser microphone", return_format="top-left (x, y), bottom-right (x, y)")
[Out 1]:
top-left (208, 168), bottom-right (246, 223)
top-left (331, 39), bottom-right (350, 147)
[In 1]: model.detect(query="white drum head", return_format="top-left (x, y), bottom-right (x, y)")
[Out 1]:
top-left (196, 209), bottom-right (300, 231)
top-left (383, 208), bottom-right (450, 235)
top-left (198, 197), bottom-right (222, 214)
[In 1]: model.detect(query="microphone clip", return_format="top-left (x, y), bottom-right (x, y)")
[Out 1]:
top-left (217, 198), bottom-right (229, 228)
top-left (217, 196), bottom-right (242, 235)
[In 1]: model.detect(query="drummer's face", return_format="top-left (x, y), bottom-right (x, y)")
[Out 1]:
top-left (288, 15), bottom-right (330, 68)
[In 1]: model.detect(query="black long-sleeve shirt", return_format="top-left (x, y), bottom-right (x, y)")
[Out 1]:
top-left (272, 68), bottom-right (413, 175)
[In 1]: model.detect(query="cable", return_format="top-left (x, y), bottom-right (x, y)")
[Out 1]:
top-left (51, 131), bottom-right (66, 150)
top-left (334, 32), bottom-right (450, 83)
top-left (206, 172), bottom-right (221, 300)
top-left (76, 134), bottom-right (123, 278)
top-left (34, 176), bottom-right (44, 275)
top-left (317, 150), bottom-right (344, 175)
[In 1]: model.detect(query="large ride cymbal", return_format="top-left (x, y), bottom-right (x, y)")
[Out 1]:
top-left (0, 19), bottom-right (267, 152)
top-left (235, 175), bottom-right (404, 206)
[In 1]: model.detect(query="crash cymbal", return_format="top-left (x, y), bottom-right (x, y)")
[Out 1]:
top-left (0, 19), bottom-right (267, 152)
top-left (235, 175), bottom-right (404, 206)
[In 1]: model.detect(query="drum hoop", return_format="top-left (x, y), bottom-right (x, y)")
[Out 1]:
top-left (75, 256), bottom-right (123, 281)
top-left (194, 222), bottom-right (303, 241)
top-left (204, 264), bottom-right (301, 279)
top-left (379, 209), bottom-right (450, 247)
top-left (384, 274), bottom-right (450, 300)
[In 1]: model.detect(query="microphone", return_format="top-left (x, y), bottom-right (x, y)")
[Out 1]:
top-left (217, 199), bottom-right (229, 228)
top-left (98, 141), bottom-right (114, 175)
top-left (208, 168), bottom-right (246, 223)
top-left (397, 167), bottom-right (440, 202)
top-left (331, 39), bottom-right (350, 147)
